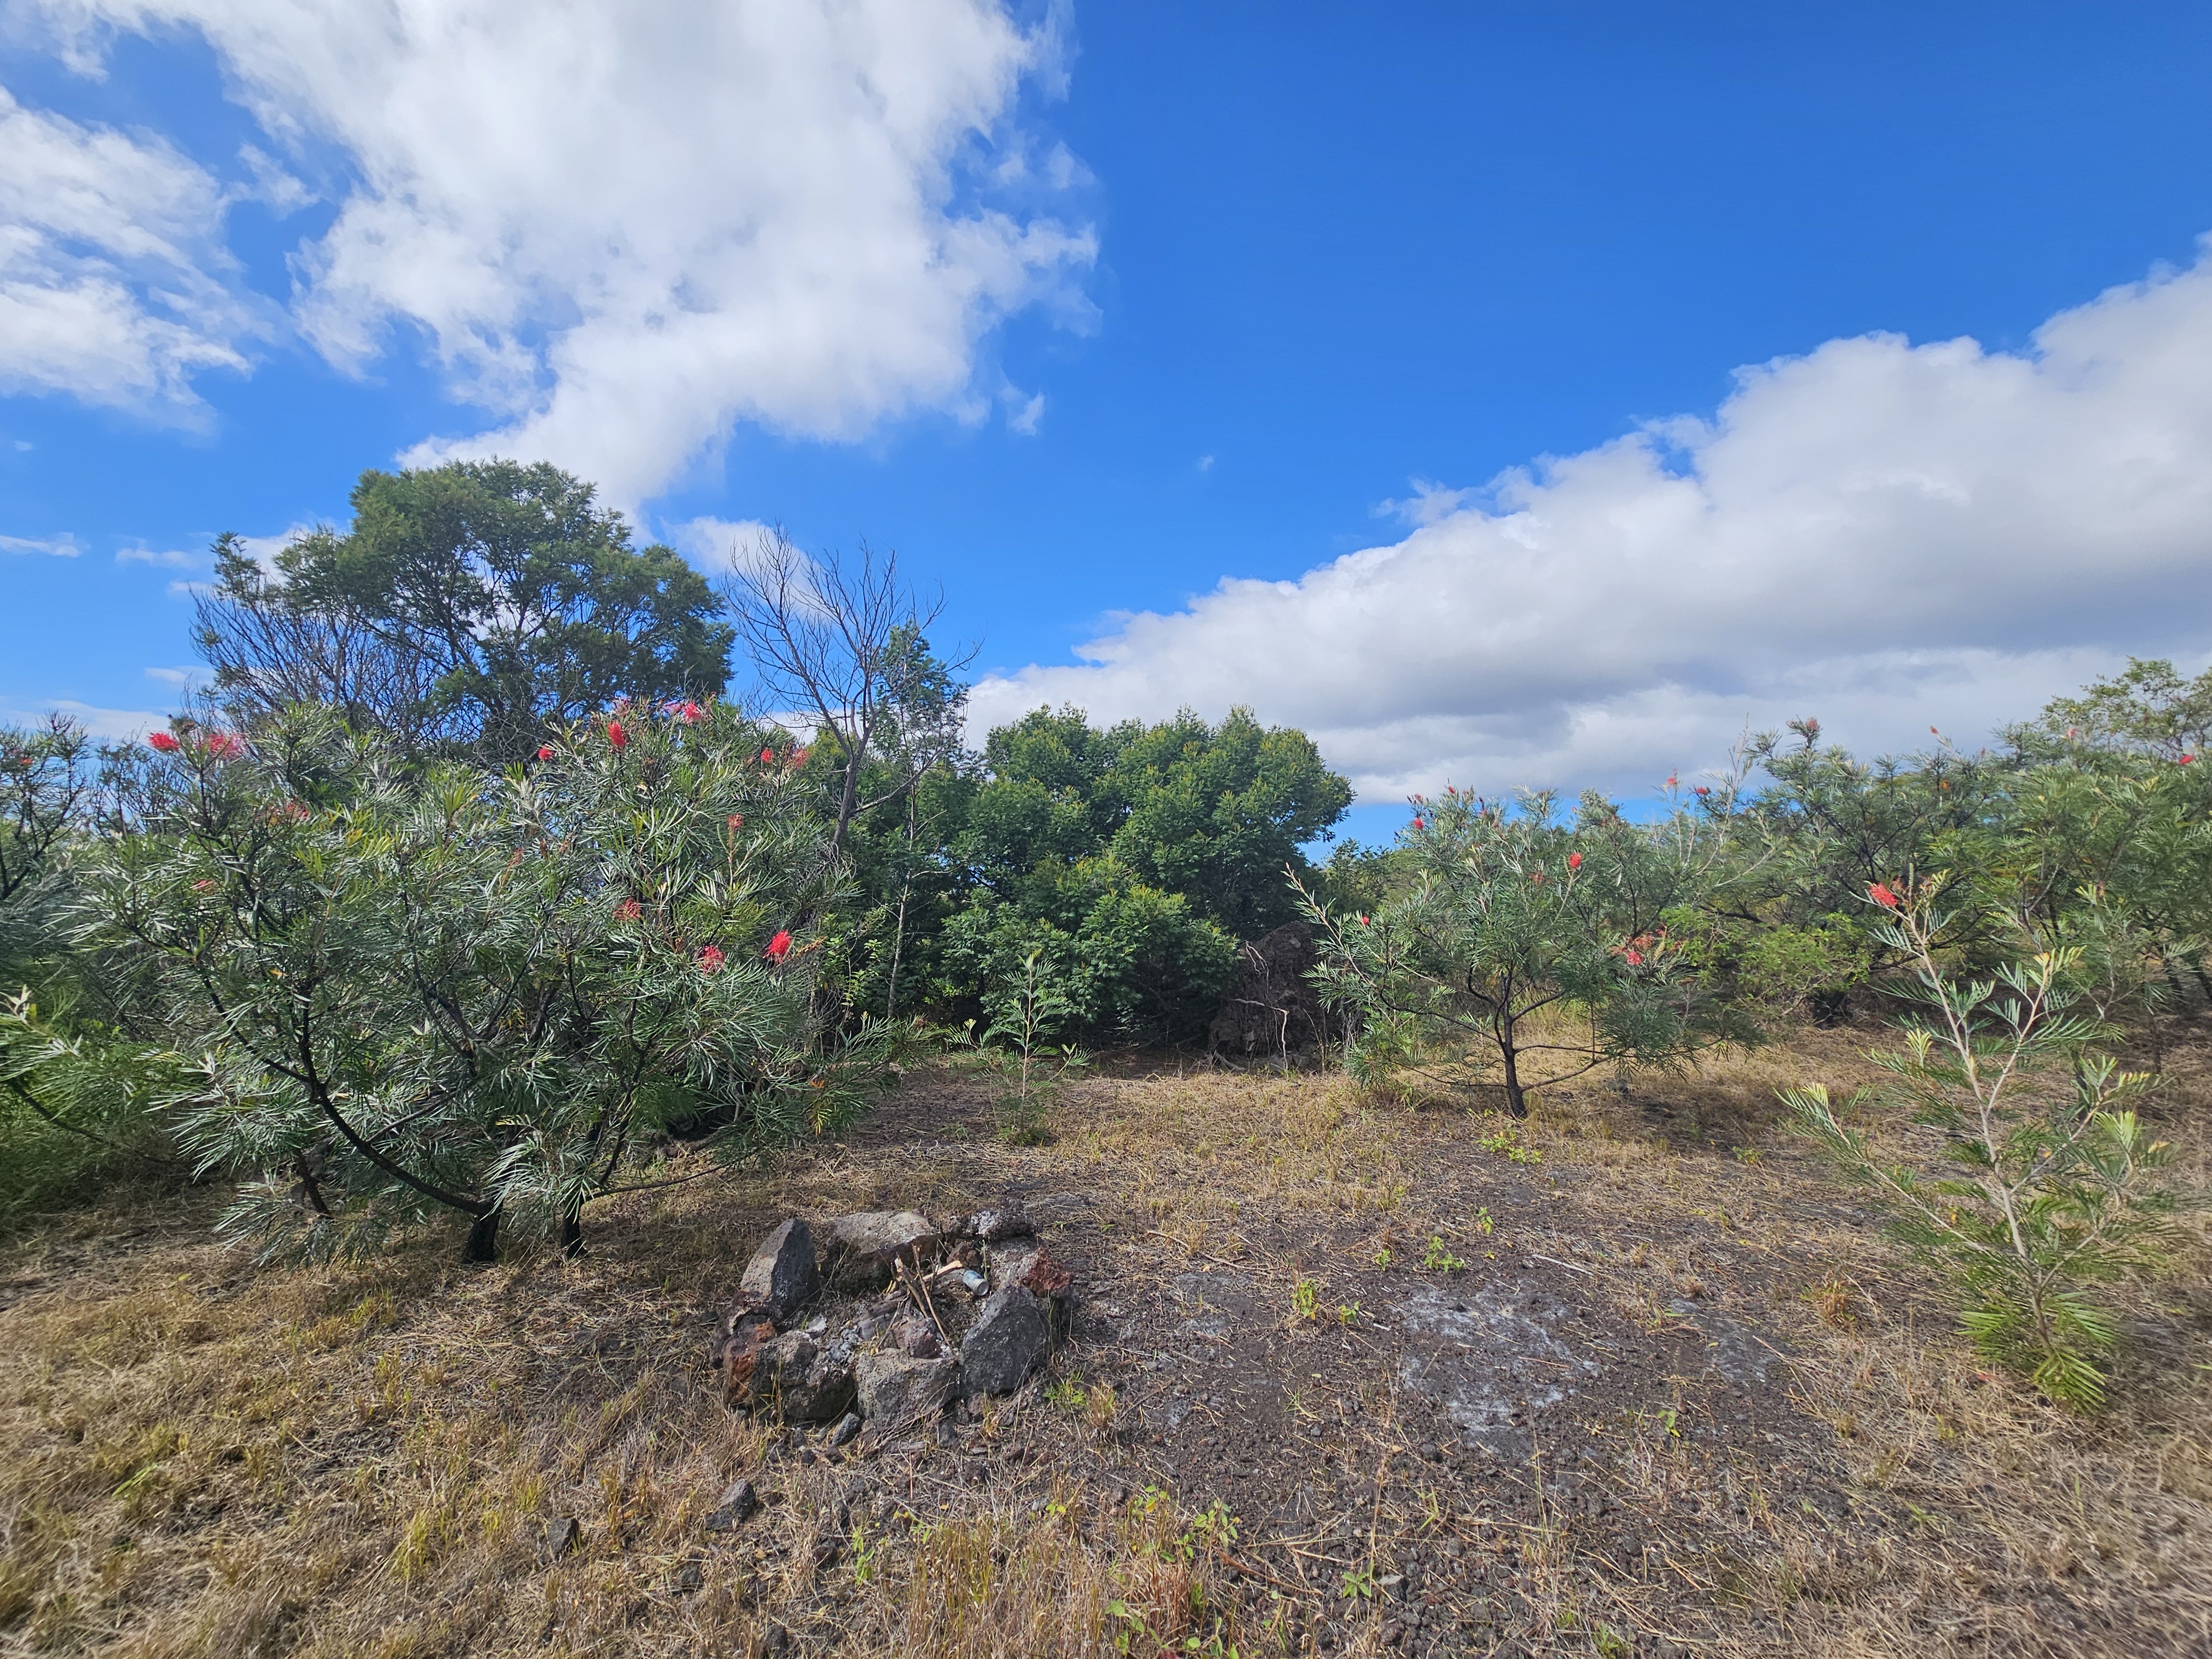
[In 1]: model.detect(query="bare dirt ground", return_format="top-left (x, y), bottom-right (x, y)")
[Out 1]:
top-left (3, 1027), bottom-right (2210, 1658)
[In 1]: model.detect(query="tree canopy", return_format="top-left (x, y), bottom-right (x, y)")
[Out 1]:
top-left (197, 461), bottom-right (732, 760)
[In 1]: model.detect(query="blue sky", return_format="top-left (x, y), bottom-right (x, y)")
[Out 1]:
top-left (6, 2), bottom-right (2212, 845)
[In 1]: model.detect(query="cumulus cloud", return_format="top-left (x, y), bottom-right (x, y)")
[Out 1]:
top-left (0, 87), bottom-right (257, 413)
top-left (972, 245), bottom-right (2212, 801)
top-left (665, 515), bottom-right (779, 576)
top-left (20, 0), bottom-right (1093, 503)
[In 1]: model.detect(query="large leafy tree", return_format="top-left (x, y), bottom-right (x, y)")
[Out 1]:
top-left (72, 701), bottom-right (884, 1262)
top-left (197, 461), bottom-right (732, 761)
top-left (958, 704), bottom-right (1352, 936)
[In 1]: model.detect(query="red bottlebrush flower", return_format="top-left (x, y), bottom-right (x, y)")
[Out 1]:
top-left (607, 720), bottom-right (627, 749)
top-left (677, 701), bottom-right (702, 724)
top-left (698, 945), bottom-right (726, 972)
top-left (148, 731), bottom-right (181, 753)
top-left (536, 745), bottom-right (555, 761)
top-left (759, 747), bottom-right (776, 765)
top-left (1665, 774), bottom-right (1677, 789)
top-left (614, 898), bottom-right (642, 922)
top-left (791, 747), bottom-right (809, 765)
top-left (727, 813), bottom-right (743, 829)
top-left (1869, 882), bottom-right (1901, 910)
top-left (1624, 948), bottom-right (1644, 967)
top-left (1694, 785), bottom-right (1710, 796)
top-left (192, 878), bottom-right (215, 892)
top-left (1358, 914), bottom-right (1370, 926)
top-left (1567, 852), bottom-right (1582, 870)
top-left (1412, 816), bottom-right (1425, 830)
top-left (204, 733), bottom-right (243, 759)
top-left (2182, 754), bottom-right (2197, 765)
top-left (765, 930), bottom-right (793, 962)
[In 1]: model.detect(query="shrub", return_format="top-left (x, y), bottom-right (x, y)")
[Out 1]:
top-left (1301, 788), bottom-right (1745, 1116)
top-left (1781, 879), bottom-right (2190, 1409)
top-left (70, 701), bottom-right (889, 1261)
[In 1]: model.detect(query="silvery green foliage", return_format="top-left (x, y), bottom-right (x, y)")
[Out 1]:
top-left (72, 701), bottom-right (890, 1261)
top-left (1298, 788), bottom-right (1743, 1117)
top-left (1782, 881), bottom-right (2186, 1410)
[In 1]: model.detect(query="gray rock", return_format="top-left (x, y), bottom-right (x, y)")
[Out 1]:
top-left (738, 1331), bottom-right (856, 1422)
top-left (738, 1217), bottom-right (819, 1317)
top-left (970, 1202), bottom-right (1034, 1243)
top-left (889, 1311), bottom-right (942, 1358)
top-left (702, 1479), bottom-right (758, 1531)
top-left (857, 1352), bottom-right (962, 1425)
top-left (543, 1515), bottom-right (581, 1561)
top-left (827, 1210), bottom-right (940, 1284)
top-left (960, 1285), bottom-right (1051, 1395)
top-left (830, 1412), bottom-right (863, 1447)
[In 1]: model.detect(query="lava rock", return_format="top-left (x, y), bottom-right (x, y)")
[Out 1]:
top-left (737, 1331), bottom-right (856, 1422)
top-left (857, 1352), bottom-right (962, 1425)
top-left (960, 1285), bottom-right (1051, 1395)
top-left (702, 1478), bottom-right (759, 1531)
top-left (738, 1218), bottom-right (820, 1317)
top-left (889, 1311), bottom-right (942, 1358)
top-left (969, 1202), bottom-right (1034, 1243)
top-left (543, 1516), bottom-right (581, 1561)
top-left (989, 1239), bottom-right (1075, 1329)
top-left (830, 1411), bottom-right (863, 1447)
top-left (827, 1211), bottom-right (940, 1284)
top-left (713, 1306), bottom-right (778, 1399)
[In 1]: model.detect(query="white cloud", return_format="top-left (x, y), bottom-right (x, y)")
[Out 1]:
top-left (972, 243), bottom-right (2212, 801)
top-left (21, 1), bottom-right (1094, 504)
top-left (4, 697), bottom-right (167, 738)
top-left (116, 544), bottom-right (197, 566)
top-left (143, 664), bottom-right (204, 686)
top-left (664, 515), bottom-right (779, 576)
top-left (2, 530), bottom-right (82, 555)
top-left (0, 86), bottom-right (257, 414)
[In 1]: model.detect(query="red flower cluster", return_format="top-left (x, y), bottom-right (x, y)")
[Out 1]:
top-left (1869, 882), bottom-right (1900, 910)
top-left (698, 945), bottom-right (726, 972)
top-left (148, 731), bottom-right (180, 753)
top-left (205, 733), bottom-right (244, 759)
top-left (792, 747), bottom-right (809, 765)
top-left (1567, 852), bottom-right (1582, 870)
top-left (727, 813), bottom-right (744, 829)
top-left (1694, 786), bottom-right (1710, 797)
top-left (765, 930), bottom-right (793, 962)
top-left (536, 745), bottom-right (556, 761)
top-left (607, 720), bottom-right (628, 749)
top-left (759, 747), bottom-right (776, 765)
top-left (675, 701), bottom-right (703, 724)
top-left (613, 898), bottom-right (642, 922)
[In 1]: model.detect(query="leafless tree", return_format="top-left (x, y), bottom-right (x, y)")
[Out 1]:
top-left (721, 528), bottom-right (973, 862)
top-left (193, 533), bottom-right (466, 755)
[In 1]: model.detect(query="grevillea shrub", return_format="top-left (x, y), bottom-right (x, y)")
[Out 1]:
top-left (71, 702), bottom-right (891, 1262)
top-left (1298, 789), bottom-right (1745, 1117)
top-left (1782, 879), bottom-right (2190, 1410)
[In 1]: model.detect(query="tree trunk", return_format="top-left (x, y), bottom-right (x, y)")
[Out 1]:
top-left (1501, 1035), bottom-right (1528, 1119)
top-left (462, 1206), bottom-right (502, 1264)
top-left (559, 1208), bottom-right (584, 1258)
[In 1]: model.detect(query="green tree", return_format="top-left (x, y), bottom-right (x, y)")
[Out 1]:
top-left (1302, 788), bottom-right (1743, 1117)
top-left (71, 701), bottom-right (884, 1262)
top-left (196, 460), bottom-right (732, 761)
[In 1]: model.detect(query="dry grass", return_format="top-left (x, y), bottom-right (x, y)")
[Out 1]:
top-left (2, 1024), bottom-right (2209, 1657)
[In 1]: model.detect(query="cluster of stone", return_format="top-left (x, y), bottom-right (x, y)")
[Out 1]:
top-left (709, 1201), bottom-right (1076, 1437)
